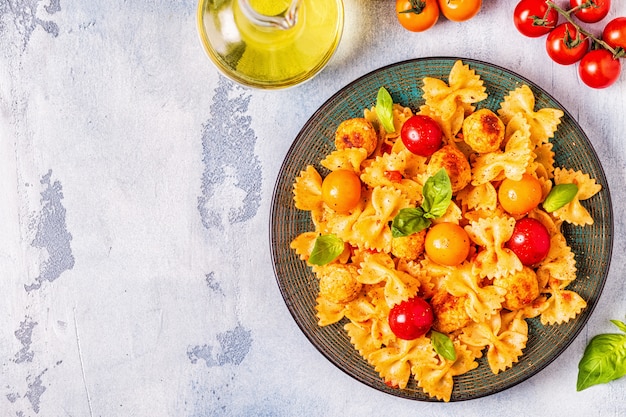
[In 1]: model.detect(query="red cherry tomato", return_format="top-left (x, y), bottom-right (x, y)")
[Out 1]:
top-left (400, 115), bottom-right (443, 157)
top-left (506, 217), bottom-right (551, 266)
top-left (578, 49), bottom-right (622, 89)
top-left (570, 0), bottom-right (610, 24)
top-left (388, 297), bottom-right (434, 340)
top-left (513, 0), bottom-right (559, 38)
top-left (603, 17), bottom-right (626, 51)
top-left (546, 23), bottom-right (590, 65)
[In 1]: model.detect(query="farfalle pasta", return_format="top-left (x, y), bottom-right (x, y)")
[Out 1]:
top-left (289, 60), bottom-right (600, 401)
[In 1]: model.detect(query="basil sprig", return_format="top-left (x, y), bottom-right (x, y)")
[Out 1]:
top-left (577, 319), bottom-right (626, 391)
top-left (391, 169), bottom-right (452, 237)
top-left (308, 234), bottom-right (344, 266)
top-left (543, 183), bottom-right (579, 212)
top-left (376, 87), bottom-right (395, 134)
top-left (431, 331), bottom-right (456, 361)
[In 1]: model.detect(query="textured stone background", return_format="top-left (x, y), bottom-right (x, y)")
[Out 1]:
top-left (1, 1), bottom-right (625, 416)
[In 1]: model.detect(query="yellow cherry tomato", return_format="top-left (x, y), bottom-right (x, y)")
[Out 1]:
top-left (425, 222), bottom-right (470, 266)
top-left (437, 0), bottom-right (482, 22)
top-left (396, 0), bottom-right (440, 33)
top-left (321, 169), bottom-right (362, 212)
top-left (498, 174), bottom-right (543, 215)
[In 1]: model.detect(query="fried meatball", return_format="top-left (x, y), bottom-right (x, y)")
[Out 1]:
top-left (335, 118), bottom-right (378, 156)
top-left (462, 108), bottom-right (505, 153)
top-left (426, 145), bottom-right (472, 192)
top-left (494, 266), bottom-right (540, 311)
top-left (391, 230), bottom-right (427, 260)
top-left (431, 290), bottom-right (472, 334)
top-left (318, 263), bottom-right (362, 304)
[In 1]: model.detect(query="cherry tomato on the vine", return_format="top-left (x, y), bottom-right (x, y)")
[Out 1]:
top-left (396, 0), bottom-right (440, 32)
top-left (603, 17), bottom-right (626, 51)
top-left (425, 222), bottom-right (471, 266)
top-left (498, 174), bottom-right (543, 215)
top-left (514, 0), bottom-right (559, 38)
top-left (438, 0), bottom-right (482, 22)
top-left (401, 115), bottom-right (443, 156)
top-left (321, 169), bottom-right (362, 212)
top-left (546, 23), bottom-right (590, 65)
top-left (578, 49), bottom-right (622, 89)
top-left (506, 217), bottom-right (551, 266)
top-left (570, 0), bottom-right (610, 24)
top-left (388, 297), bottom-right (434, 340)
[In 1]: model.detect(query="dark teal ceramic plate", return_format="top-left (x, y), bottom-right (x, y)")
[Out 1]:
top-left (269, 57), bottom-right (613, 401)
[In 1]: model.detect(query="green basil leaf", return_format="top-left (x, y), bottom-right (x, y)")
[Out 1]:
top-left (431, 331), bottom-right (456, 361)
top-left (391, 207), bottom-right (430, 237)
top-left (576, 324), bottom-right (626, 391)
top-left (611, 319), bottom-right (626, 333)
top-left (543, 183), bottom-right (578, 212)
top-left (308, 234), bottom-right (344, 266)
top-left (421, 169), bottom-right (452, 219)
top-left (376, 87), bottom-right (395, 134)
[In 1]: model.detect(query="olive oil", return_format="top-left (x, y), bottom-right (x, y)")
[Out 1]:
top-left (198, 0), bottom-right (344, 89)
top-left (247, 0), bottom-right (291, 16)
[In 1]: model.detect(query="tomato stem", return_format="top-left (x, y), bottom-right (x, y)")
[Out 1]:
top-left (400, 0), bottom-right (426, 14)
top-left (545, 0), bottom-right (623, 58)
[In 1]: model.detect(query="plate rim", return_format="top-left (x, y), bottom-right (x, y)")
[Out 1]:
top-left (269, 56), bottom-right (614, 401)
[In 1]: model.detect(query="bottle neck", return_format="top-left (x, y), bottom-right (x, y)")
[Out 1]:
top-left (238, 0), bottom-right (300, 30)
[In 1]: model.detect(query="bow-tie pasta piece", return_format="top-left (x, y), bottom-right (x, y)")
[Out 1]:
top-left (456, 182), bottom-right (498, 211)
top-left (360, 151), bottom-right (423, 205)
top-left (412, 340), bottom-right (479, 402)
top-left (343, 287), bottom-right (396, 356)
top-left (460, 310), bottom-right (528, 374)
top-left (344, 286), bottom-right (389, 323)
top-left (315, 295), bottom-right (347, 326)
top-left (293, 165), bottom-right (323, 211)
top-left (358, 252), bottom-right (421, 307)
top-left (321, 148), bottom-right (368, 173)
top-left (536, 233), bottom-right (577, 289)
top-left (465, 216), bottom-right (523, 279)
top-left (369, 337), bottom-right (433, 390)
top-left (498, 84), bottom-right (564, 145)
top-left (540, 282), bottom-right (587, 326)
top-left (422, 60), bottom-right (488, 121)
top-left (289, 231), bottom-right (318, 262)
top-left (443, 262), bottom-right (507, 323)
top-left (351, 186), bottom-right (411, 252)
top-left (320, 208), bottom-right (361, 247)
top-left (551, 167), bottom-right (602, 226)
top-left (396, 258), bottom-right (437, 299)
top-left (532, 142), bottom-right (556, 180)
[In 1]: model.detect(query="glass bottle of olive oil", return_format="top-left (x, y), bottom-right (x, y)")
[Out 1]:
top-left (197, 0), bottom-right (344, 89)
